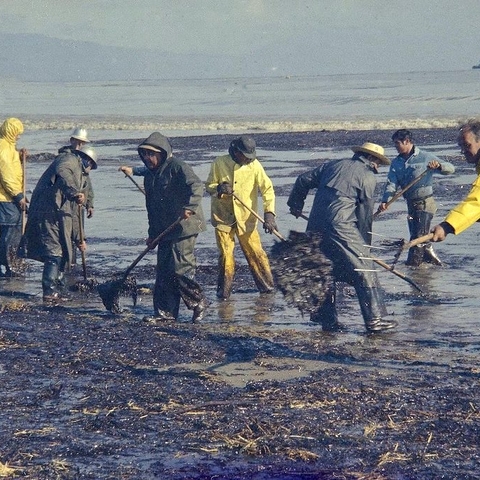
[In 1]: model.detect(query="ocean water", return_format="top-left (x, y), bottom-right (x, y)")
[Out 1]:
top-left (1, 69), bottom-right (479, 153)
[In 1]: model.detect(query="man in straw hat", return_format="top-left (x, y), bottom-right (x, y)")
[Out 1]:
top-left (288, 142), bottom-right (397, 333)
top-left (377, 129), bottom-right (455, 266)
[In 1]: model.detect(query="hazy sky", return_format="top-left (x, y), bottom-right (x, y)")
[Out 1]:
top-left (3, 0), bottom-right (480, 75)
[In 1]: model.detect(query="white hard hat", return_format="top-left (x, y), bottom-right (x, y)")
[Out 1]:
top-left (76, 146), bottom-right (98, 169)
top-left (70, 127), bottom-right (90, 143)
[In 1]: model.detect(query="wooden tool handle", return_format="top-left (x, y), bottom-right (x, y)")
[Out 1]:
top-left (123, 217), bottom-right (183, 279)
top-left (404, 233), bottom-right (434, 249)
top-left (374, 169), bottom-right (430, 218)
top-left (124, 172), bottom-right (146, 195)
top-left (78, 205), bottom-right (88, 280)
top-left (232, 192), bottom-right (287, 241)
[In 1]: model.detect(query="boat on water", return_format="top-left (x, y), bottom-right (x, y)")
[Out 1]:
top-left (473, 62), bottom-right (480, 69)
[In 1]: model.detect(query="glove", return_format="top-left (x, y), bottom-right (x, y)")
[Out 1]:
top-left (217, 182), bottom-right (233, 198)
top-left (263, 212), bottom-right (277, 234)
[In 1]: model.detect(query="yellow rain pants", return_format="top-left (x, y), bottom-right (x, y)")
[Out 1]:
top-left (215, 226), bottom-right (274, 299)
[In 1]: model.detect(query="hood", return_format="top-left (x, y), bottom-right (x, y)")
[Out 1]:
top-left (138, 132), bottom-right (172, 159)
top-left (0, 117), bottom-right (24, 144)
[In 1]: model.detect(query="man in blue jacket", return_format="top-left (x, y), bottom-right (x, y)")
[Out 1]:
top-left (378, 129), bottom-right (455, 266)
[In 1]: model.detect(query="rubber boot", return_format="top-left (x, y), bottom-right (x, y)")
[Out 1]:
top-left (423, 244), bottom-right (442, 265)
top-left (0, 224), bottom-right (22, 275)
top-left (310, 287), bottom-right (343, 332)
top-left (356, 286), bottom-right (397, 333)
top-left (42, 256), bottom-right (62, 303)
top-left (406, 246), bottom-right (425, 267)
top-left (177, 274), bottom-right (208, 322)
top-left (217, 272), bottom-right (233, 300)
top-left (406, 210), bottom-right (433, 266)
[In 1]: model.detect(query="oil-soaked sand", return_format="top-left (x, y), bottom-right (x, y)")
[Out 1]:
top-left (1, 128), bottom-right (480, 479)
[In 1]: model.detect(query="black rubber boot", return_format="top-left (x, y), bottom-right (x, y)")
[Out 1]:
top-left (216, 279), bottom-right (233, 300)
top-left (365, 318), bottom-right (398, 333)
top-left (406, 210), bottom-right (434, 266)
top-left (356, 286), bottom-right (397, 333)
top-left (42, 256), bottom-right (61, 300)
top-left (406, 246), bottom-right (425, 266)
top-left (310, 287), bottom-right (343, 332)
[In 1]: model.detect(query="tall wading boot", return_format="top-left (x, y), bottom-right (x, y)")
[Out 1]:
top-left (406, 209), bottom-right (436, 266)
top-left (0, 224), bottom-right (23, 276)
top-left (217, 270), bottom-right (233, 300)
top-left (42, 256), bottom-right (63, 304)
top-left (238, 230), bottom-right (275, 294)
top-left (310, 287), bottom-right (344, 332)
top-left (406, 246), bottom-right (425, 267)
top-left (356, 286), bottom-right (397, 333)
top-left (215, 230), bottom-right (235, 299)
top-left (176, 275), bottom-right (208, 323)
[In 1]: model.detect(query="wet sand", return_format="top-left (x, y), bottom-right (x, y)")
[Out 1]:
top-left (1, 127), bottom-right (480, 479)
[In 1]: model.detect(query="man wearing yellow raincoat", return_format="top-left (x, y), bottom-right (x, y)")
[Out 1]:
top-left (206, 135), bottom-right (276, 300)
top-left (0, 118), bottom-right (28, 277)
top-left (432, 120), bottom-right (480, 241)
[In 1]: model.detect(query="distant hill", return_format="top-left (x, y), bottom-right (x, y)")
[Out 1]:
top-left (0, 33), bottom-right (248, 82)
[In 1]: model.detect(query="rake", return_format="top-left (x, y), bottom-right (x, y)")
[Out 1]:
top-left (98, 217), bottom-right (183, 313)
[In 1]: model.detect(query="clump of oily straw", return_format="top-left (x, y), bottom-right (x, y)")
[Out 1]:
top-left (270, 230), bottom-right (333, 314)
top-left (97, 275), bottom-right (138, 313)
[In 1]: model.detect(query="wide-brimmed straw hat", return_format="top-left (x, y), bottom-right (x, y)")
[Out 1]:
top-left (351, 142), bottom-right (390, 165)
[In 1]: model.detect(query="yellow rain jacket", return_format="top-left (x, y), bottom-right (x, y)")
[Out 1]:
top-left (445, 164), bottom-right (480, 235)
top-left (206, 154), bottom-right (275, 235)
top-left (0, 118), bottom-right (24, 203)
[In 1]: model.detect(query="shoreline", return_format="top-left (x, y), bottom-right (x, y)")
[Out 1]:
top-left (99, 126), bottom-right (460, 151)
top-left (28, 126), bottom-right (462, 164)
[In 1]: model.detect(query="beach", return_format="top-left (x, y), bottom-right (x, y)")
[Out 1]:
top-left (1, 126), bottom-right (480, 479)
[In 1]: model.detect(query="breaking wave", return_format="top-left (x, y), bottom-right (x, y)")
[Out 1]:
top-left (21, 115), bottom-right (462, 135)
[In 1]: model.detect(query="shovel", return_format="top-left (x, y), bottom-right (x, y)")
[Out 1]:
top-left (98, 216), bottom-right (183, 313)
top-left (358, 256), bottom-right (424, 293)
